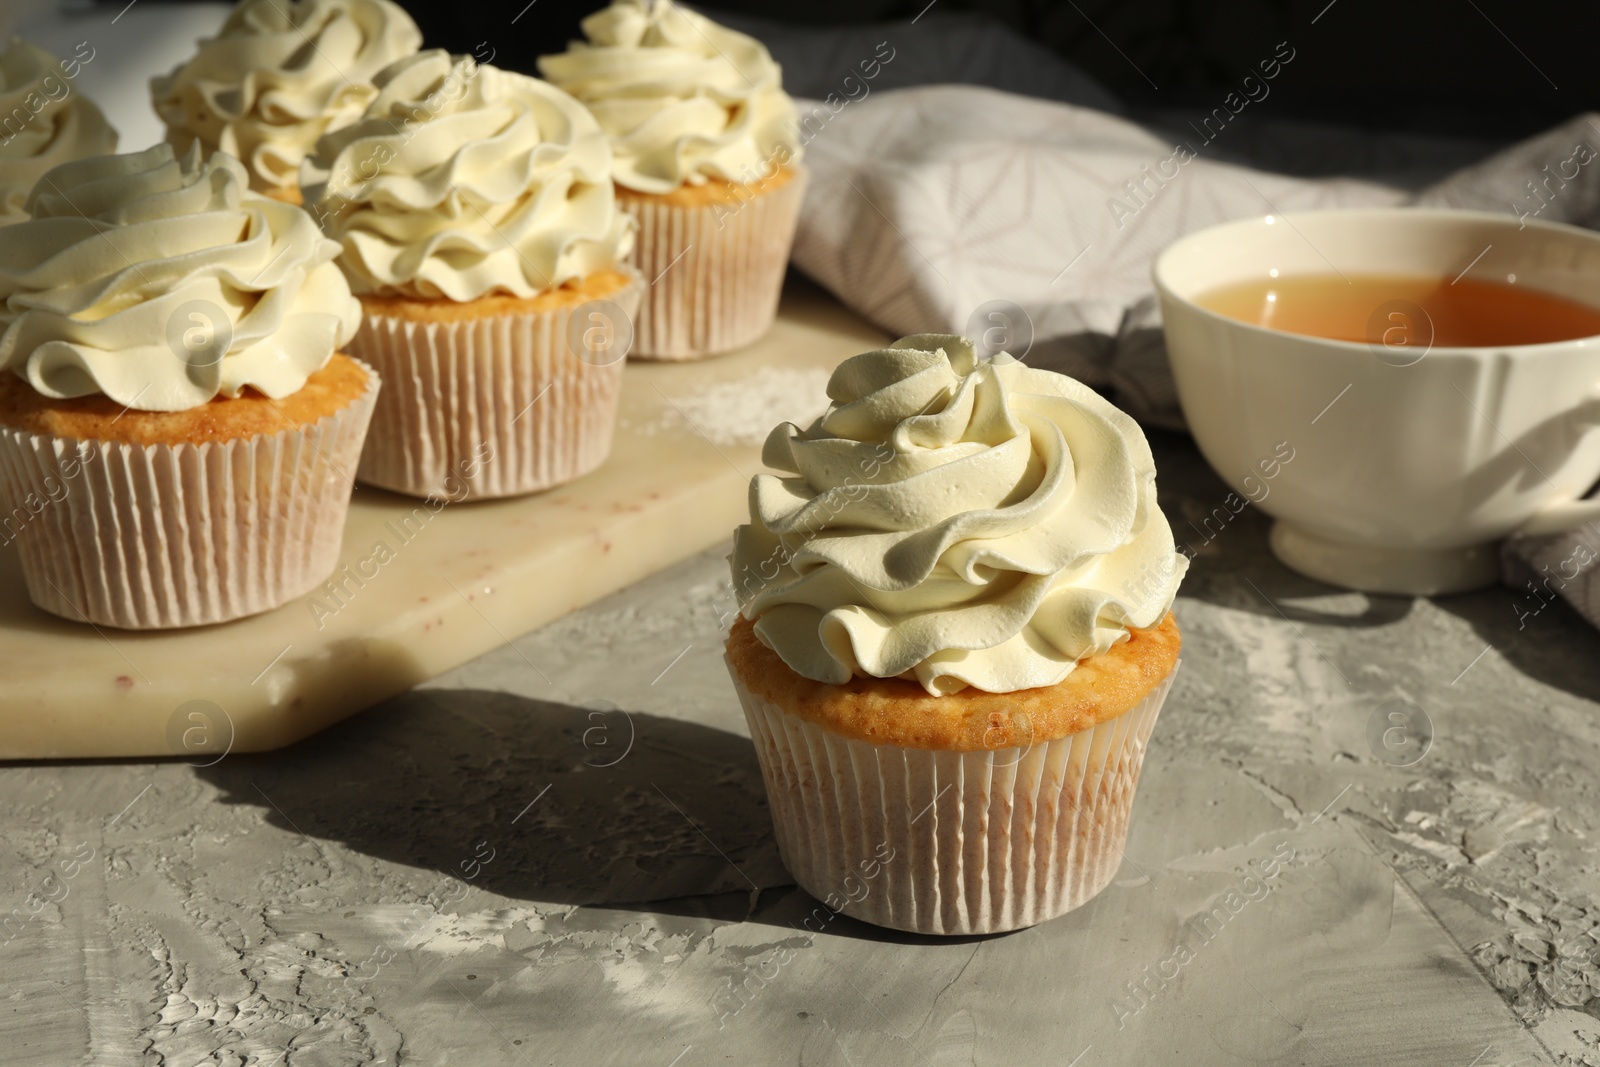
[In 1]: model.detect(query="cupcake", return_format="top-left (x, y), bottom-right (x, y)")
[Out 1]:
top-left (0, 144), bottom-right (376, 629)
top-left (151, 0), bottom-right (421, 204)
top-left (303, 50), bottom-right (640, 500)
top-left (539, 0), bottom-right (805, 361)
top-left (725, 335), bottom-right (1186, 935)
top-left (0, 38), bottom-right (117, 226)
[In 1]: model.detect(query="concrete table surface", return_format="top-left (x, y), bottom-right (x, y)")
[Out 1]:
top-left (3, 429), bottom-right (1598, 1067)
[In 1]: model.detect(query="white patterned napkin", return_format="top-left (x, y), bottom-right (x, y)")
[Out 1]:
top-left (788, 86), bottom-right (1600, 622)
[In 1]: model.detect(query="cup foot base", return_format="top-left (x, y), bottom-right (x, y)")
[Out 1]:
top-left (1269, 521), bottom-right (1501, 595)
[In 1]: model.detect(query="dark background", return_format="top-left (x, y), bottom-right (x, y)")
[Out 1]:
top-left (388, 0), bottom-right (1572, 142)
top-left (117, 0), bottom-right (1589, 181)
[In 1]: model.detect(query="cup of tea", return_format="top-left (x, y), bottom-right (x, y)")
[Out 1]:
top-left (1154, 208), bottom-right (1600, 595)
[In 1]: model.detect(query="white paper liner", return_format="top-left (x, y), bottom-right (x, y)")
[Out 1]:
top-left (349, 272), bottom-right (643, 499)
top-left (0, 361), bottom-right (380, 630)
top-left (729, 661), bottom-right (1179, 936)
top-left (624, 168), bottom-right (807, 361)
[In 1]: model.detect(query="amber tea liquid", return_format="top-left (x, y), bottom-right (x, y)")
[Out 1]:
top-left (1195, 273), bottom-right (1600, 347)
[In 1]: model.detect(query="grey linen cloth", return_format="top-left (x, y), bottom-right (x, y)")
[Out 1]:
top-left (786, 85), bottom-right (1600, 621)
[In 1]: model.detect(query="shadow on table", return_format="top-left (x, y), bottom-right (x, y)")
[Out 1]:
top-left (745, 884), bottom-right (1010, 947)
top-left (199, 687), bottom-right (795, 925)
top-left (1149, 430), bottom-right (1600, 702)
top-left (1430, 587), bottom-right (1600, 703)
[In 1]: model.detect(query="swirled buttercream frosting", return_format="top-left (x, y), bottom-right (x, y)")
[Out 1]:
top-left (538, 0), bottom-right (801, 194)
top-left (0, 144), bottom-right (360, 412)
top-left (303, 51), bottom-right (635, 301)
top-left (730, 335), bottom-right (1187, 696)
top-left (1, 39), bottom-right (117, 226)
top-left (151, 0), bottom-right (421, 195)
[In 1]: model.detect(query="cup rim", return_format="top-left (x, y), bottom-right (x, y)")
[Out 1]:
top-left (1151, 207), bottom-right (1600, 355)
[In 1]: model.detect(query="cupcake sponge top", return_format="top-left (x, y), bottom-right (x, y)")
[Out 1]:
top-left (0, 353), bottom-right (370, 445)
top-left (727, 611), bottom-right (1179, 751)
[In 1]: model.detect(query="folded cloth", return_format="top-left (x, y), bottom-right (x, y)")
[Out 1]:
top-left (788, 85), bottom-right (1600, 624)
top-left (1502, 517), bottom-right (1600, 632)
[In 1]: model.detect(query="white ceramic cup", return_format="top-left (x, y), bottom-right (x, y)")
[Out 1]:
top-left (1154, 208), bottom-right (1600, 595)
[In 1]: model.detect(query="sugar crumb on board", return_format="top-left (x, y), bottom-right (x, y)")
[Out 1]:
top-left (625, 367), bottom-right (833, 447)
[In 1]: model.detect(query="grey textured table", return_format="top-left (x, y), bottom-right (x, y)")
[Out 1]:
top-left (3, 431), bottom-right (1597, 1067)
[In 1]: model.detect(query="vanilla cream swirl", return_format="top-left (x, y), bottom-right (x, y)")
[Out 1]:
top-left (151, 0), bottom-right (421, 195)
top-left (538, 0), bottom-right (801, 194)
top-left (0, 144), bottom-right (359, 411)
top-left (1, 39), bottom-right (117, 226)
top-left (304, 51), bottom-right (634, 300)
top-left (731, 335), bottom-right (1187, 696)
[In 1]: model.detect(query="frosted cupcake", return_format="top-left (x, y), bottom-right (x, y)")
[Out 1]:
top-left (304, 50), bottom-right (640, 500)
top-left (0, 38), bottom-right (117, 225)
top-left (540, 0), bottom-right (805, 360)
top-left (151, 0), bottom-right (421, 203)
top-left (726, 335), bottom-right (1186, 935)
top-left (0, 145), bottom-right (376, 629)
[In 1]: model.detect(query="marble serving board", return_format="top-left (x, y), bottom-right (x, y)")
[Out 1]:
top-left (0, 280), bottom-right (885, 760)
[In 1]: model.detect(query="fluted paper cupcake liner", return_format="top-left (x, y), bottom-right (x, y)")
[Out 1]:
top-left (0, 362), bottom-right (380, 630)
top-left (624, 169), bottom-right (807, 361)
top-left (729, 662), bottom-right (1178, 936)
top-left (349, 272), bottom-right (643, 500)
